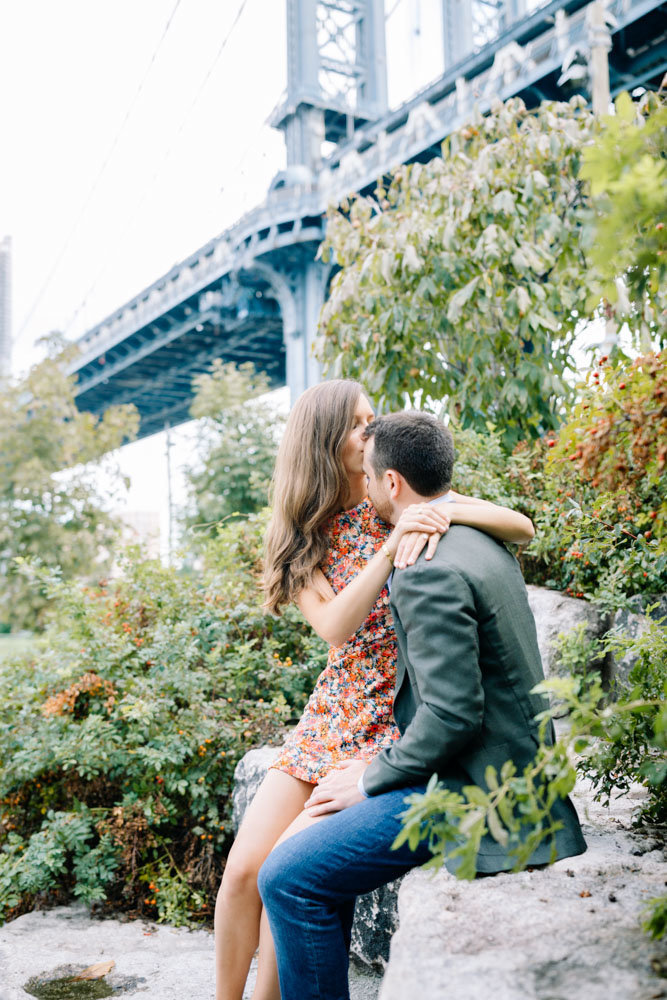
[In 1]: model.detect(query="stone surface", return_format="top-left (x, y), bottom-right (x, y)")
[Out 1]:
top-left (609, 607), bottom-right (650, 687)
top-left (0, 907), bottom-right (381, 999)
top-left (526, 585), bottom-right (611, 680)
top-left (379, 780), bottom-right (667, 1000)
top-left (231, 746), bottom-right (400, 971)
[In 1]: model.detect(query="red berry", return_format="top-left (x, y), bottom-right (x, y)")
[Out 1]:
top-left (619, 382), bottom-right (626, 389)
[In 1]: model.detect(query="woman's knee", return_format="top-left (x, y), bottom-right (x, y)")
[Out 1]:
top-left (218, 844), bottom-right (266, 901)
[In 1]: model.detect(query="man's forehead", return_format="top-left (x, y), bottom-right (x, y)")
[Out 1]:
top-left (362, 438), bottom-right (374, 467)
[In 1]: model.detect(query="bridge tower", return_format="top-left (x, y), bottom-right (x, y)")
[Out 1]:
top-left (442, 1), bottom-right (528, 70)
top-left (267, 0), bottom-right (388, 400)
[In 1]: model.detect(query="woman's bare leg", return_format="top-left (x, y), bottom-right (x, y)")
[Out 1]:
top-left (251, 805), bottom-right (331, 1000)
top-left (214, 769), bottom-right (313, 1000)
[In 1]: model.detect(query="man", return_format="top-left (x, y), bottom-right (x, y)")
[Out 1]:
top-left (258, 412), bottom-right (586, 1000)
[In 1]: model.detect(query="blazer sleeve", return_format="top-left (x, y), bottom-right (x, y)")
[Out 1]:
top-left (362, 560), bottom-right (484, 797)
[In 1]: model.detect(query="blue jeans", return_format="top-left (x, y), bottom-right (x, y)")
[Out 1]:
top-left (257, 785), bottom-right (431, 1000)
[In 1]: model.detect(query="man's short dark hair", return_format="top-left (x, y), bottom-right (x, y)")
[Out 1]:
top-left (364, 412), bottom-right (454, 496)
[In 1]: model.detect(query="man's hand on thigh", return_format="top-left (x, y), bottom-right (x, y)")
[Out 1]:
top-left (304, 759), bottom-right (368, 816)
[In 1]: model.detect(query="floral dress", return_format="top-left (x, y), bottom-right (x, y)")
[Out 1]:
top-left (270, 498), bottom-right (400, 784)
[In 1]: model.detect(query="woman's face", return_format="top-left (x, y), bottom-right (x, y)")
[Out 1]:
top-left (341, 394), bottom-right (375, 478)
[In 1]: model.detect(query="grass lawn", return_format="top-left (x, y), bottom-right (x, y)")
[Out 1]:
top-left (0, 635), bottom-right (34, 661)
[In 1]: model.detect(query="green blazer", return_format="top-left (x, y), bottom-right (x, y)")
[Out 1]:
top-left (363, 524), bottom-right (586, 872)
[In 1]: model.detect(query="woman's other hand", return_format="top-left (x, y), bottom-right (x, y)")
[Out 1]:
top-left (390, 503), bottom-right (451, 569)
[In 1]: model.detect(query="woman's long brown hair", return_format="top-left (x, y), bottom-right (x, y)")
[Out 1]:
top-left (263, 379), bottom-right (364, 614)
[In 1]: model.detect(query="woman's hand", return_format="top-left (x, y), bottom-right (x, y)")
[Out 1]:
top-left (388, 503), bottom-right (451, 570)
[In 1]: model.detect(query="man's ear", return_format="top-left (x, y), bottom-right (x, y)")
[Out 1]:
top-left (385, 469), bottom-right (402, 499)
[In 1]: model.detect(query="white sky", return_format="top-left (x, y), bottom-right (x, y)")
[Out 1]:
top-left (0, 0), bottom-right (446, 550)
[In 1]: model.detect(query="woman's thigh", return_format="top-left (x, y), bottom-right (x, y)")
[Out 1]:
top-left (226, 768), bottom-right (315, 872)
top-left (272, 797), bottom-right (330, 849)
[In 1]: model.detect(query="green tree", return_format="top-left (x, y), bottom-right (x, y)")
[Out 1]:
top-left (318, 96), bottom-right (597, 447)
top-left (184, 361), bottom-right (284, 543)
top-left (580, 91), bottom-right (667, 341)
top-left (0, 337), bottom-right (139, 630)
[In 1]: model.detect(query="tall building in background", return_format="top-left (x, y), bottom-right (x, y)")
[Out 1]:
top-left (0, 236), bottom-right (11, 378)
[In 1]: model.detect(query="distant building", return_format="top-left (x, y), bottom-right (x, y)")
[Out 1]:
top-left (0, 236), bottom-right (11, 378)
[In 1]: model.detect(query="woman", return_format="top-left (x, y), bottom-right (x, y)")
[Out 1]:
top-left (215, 380), bottom-right (534, 1000)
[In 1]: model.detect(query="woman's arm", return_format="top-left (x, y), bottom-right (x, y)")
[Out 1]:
top-left (296, 505), bottom-right (451, 648)
top-left (393, 494), bottom-right (534, 568)
top-left (447, 491), bottom-right (534, 544)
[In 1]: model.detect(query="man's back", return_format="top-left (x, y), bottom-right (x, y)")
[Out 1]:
top-left (364, 524), bottom-right (586, 870)
top-left (394, 524), bottom-right (546, 743)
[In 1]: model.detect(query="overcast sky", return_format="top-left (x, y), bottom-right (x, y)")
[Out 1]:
top-left (0, 0), bottom-right (445, 546)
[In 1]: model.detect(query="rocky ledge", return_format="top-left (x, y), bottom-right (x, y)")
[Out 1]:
top-left (380, 779), bottom-right (666, 1000)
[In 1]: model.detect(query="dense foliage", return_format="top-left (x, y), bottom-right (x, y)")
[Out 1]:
top-left (184, 362), bottom-right (284, 544)
top-left (318, 96), bottom-right (596, 446)
top-left (0, 514), bottom-right (327, 925)
top-left (580, 91), bottom-right (667, 334)
top-left (0, 339), bottom-right (139, 630)
top-left (317, 93), bottom-right (666, 448)
top-left (447, 349), bottom-right (667, 608)
top-left (535, 349), bottom-right (667, 606)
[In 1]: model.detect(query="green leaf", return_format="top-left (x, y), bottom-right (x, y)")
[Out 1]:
top-left (447, 277), bottom-right (480, 323)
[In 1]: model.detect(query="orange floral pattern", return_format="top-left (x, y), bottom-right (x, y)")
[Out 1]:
top-left (271, 498), bottom-right (400, 784)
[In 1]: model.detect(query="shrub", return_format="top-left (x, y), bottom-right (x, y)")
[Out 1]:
top-left (447, 350), bottom-right (667, 609)
top-left (531, 350), bottom-right (667, 607)
top-left (0, 513), bottom-right (327, 925)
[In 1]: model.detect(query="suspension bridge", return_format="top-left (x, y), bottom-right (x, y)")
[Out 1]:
top-left (69, 0), bottom-right (666, 439)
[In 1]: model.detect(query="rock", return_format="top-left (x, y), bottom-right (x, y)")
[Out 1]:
top-left (608, 607), bottom-right (650, 687)
top-left (609, 594), bottom-right (667, 687)
top-left (351, 878), bottom-right (402, 971)
top-left (232, 746), bottom-right (400, 971)
top-left (627, 593), bottom-right (667, 621)
top-left (0, 904), bottom-right (209, 1000)
top-left (526, 586), bottom-right (611, 680)
top-left (379, 780), bottom-right (667, 1000)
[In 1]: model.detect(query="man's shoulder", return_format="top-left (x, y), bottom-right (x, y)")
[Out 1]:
top-left (392, 525), bottom-right (515, 594)
top-left (430, 523), bottom-right (513, 570)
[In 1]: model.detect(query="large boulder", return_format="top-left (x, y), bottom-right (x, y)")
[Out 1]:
top-left (526, 585), bottom-right (611, 681)
top-left (379, 781), bottom-right (667, 1000)
top-left (232, 747), bottom-right (399, 970)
